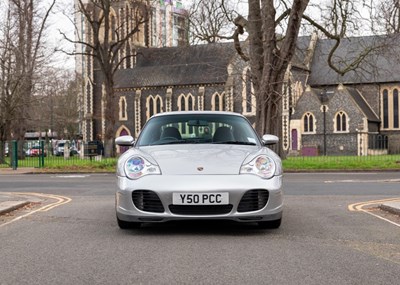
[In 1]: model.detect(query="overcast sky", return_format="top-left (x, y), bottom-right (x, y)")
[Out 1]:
top-left (46, 0), bottom-right (75, 70)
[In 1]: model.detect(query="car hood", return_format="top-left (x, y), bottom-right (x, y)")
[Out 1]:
top-left (139, 144), bottom-right (260, 175)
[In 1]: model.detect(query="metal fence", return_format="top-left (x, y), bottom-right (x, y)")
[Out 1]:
top-left (1, 139), bottom-right (400, 169)
top-left (0, 140), bottom-right (115, 169)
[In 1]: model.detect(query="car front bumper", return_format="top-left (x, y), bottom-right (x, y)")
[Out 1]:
top-left (116, 174), bottom-right (283, 223)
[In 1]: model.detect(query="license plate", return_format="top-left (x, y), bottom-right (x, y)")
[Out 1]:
top-left (173, 193), bottom-right (229, 205)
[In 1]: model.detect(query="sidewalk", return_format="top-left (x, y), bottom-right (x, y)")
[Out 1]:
top-left (0, 167), bottom-right (39, 175)
top-left (0, 168), bottom-right (43, 215)
top-left (0, 192), bottom-right (42, 215)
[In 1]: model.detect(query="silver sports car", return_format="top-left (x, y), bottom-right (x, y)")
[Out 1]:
top-left (115, 111), bottom-right (283, 229)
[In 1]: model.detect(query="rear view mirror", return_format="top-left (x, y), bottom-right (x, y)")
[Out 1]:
top-left (262, 134), bottom-right (279, 145)
top-left (115, 135), bottom-right (135, 146)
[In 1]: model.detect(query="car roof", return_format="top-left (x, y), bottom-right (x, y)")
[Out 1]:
top-left (151, 111), bottom-right (245, 118)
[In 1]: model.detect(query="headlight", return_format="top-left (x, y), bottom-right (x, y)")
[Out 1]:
top-left (240, 155), bottom-right (276, 179)
top-left (124, 156), bottom-right (161, 180)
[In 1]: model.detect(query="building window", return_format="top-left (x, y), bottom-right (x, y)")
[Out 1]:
top-left (394, 89), bottom-right (399, 129)
top-left (303, 112), bottom-right (315, 133)
top-left (86, 81), bottom-right (91, 114)
top-left (383, 89), bottom-right (389, 129)
top-left (146, 95), bottom-right (163, 120)
top-left (177, 94), bottom-right (195, 111)
top-left (381, 87), bottom-right (400, 130)
top-left (111, 15), bottom-right (116, 41)
top-left (335, 111), bottom-right (348, 132)
top-left (119, 96), bottom-right (127, 121)
top-left (242, 67), bottom-right (256, 115)
top-left (212, 92), bottom-right (225, 111)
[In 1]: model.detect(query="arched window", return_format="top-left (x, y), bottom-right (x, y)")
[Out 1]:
top-left (242, 68), bottom-right (256, 115)
top-left (147, 95), bottom-right (163, 120)
top-left (178, 94), bottom-right (195, 111)
top-left (246, 69), bottom-right (252, 113)
top-left (242, 68), bottom-right (255, 115)
top-left (188, 95), bottom-right (193, 111)
top-left (394, 89), bottom-right (399, 128)
top-left (303, 112), bottom-right (315, 133)
top-left (335, 111), bottom-right (348, 132)
top-left (125, 44), bottom-right (131, 68)
top-left (86, 82), bottom-right (91, 114)
top-left (111, 15), bottom-right (116, 41)
top-left (119, 96), bottom-right (127, 120)
top-left (212, 92), bottom-right (225, 111)
top-left (383, 89), bottom-right (389, 129)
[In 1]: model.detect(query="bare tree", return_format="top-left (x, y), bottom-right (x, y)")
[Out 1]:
top-left (368, 0), bottom-right (400, 34)
top-left (231, 0), bottom-right (309, 156)
top-left (61, 0), bottom-right (150, 157)
top-left (187, 0), bottom-right (386, 156)
top-left (188, 0), bottom-right (237, 44)
top-left (31, 68), bottom-right (80, 141)
top-left (0, 0), bottom-right (55, 160)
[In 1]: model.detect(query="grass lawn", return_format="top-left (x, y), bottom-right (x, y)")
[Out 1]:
top-left (283, 155), bottom-right (400, 171)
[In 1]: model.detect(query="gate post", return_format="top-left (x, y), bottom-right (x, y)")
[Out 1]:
top-left (11, 140), bottom-right (18, 170)
top-left (39, 140), bottom-right (45, 168)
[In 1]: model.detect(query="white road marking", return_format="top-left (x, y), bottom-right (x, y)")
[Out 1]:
top-left (53, 175), bottom-right (89, 178)
top-left (326, 179), bottom-right (400, 183)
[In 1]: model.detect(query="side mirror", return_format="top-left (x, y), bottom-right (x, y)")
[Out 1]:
top-left (262, 134), bottom-right (279, 145)
top-left (115, 135), bottom-right (135, 146)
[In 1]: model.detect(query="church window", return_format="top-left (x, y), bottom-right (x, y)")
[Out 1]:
top-left (381, 87), bottom-right (400, 130)
top-left (303, 112), bottom-right (315, 133)
top-left (178, 94), bottom-right (195, 111)
top-left (383, 89), bottom-right (389, 129)
top-left (242, 67), bottom-right (256, 115)
top-left (119, 96), bottom-right (127, 121)
top-left (335, 111), bottom-right (348, 132)
top-left (86, 82), bottom-right (91, 114)
top-left (212, 92), bottom-right (226, 111)
top-left (394, 89), bottom-right (399, 129)
top-left (111, 15), bottom-right (116, 41)
top-left (147, 95), bottom-right (163, 120)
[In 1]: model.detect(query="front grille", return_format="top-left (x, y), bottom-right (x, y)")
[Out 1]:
top-left (237, 190), bottom-right (269, 212)
top-left (132, 190), bottom-right (164, 213)
top-left (169, 205), bottom-right (233, 215)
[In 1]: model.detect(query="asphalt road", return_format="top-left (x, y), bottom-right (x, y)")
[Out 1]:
top-left (0, 172), bottom-right (399, 285)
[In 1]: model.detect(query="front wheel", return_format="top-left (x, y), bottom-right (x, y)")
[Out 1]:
top-left (257, 218), bottom-right (281, 229)
top-left (117, 217), bottom-right (141, 229)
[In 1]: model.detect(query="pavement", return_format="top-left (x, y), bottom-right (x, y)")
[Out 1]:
top-left (1, 167), bottom-right (400, 217)
top-left (0, 168), bottom-right (44, 215)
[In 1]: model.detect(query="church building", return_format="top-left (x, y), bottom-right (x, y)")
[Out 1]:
top-left (77, 0), bottom-right (400, 156)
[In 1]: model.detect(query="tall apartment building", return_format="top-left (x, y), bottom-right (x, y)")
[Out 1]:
top-left (74, 0), bottom-right (188, 141)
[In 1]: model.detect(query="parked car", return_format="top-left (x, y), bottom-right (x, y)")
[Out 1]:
top-left (115, 111), bottom-right (283, 229)
top-left (26, 145), bottom-right (46, 157)
top-left (54, 140), bottom-right (79, 156)
top-left (54, 140), bottom-right (67, 156)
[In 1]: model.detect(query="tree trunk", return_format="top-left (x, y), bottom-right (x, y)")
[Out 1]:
top-left (103, 75), bottom-right (117, 158)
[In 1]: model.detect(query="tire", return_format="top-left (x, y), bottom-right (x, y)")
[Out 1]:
top-left (117, 217), bottom-right (141, 229)
top-left (257, 218), bottom-right (281, 229)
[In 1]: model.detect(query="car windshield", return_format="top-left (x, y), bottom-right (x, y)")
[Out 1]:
top-left (137, 113), bottom-right (260, 146)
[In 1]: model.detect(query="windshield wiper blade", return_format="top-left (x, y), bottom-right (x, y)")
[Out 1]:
top-left (212, 141), bottom-right (257, 146)
top-left (151, 140), bottom-right (186, 146)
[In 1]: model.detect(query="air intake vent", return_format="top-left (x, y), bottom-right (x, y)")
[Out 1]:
top-left (132, 190), bottom-right (164, 213)
top-left (237, 190), bottom-right (269, 212)
top-left (169, 205), bottom-right (233, 215)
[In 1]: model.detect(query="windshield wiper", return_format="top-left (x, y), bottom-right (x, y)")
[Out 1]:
top-left (151, 140), bottom-right (186, 146)
top-left (212, 141), bottom-right (257, 146)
